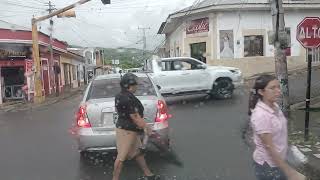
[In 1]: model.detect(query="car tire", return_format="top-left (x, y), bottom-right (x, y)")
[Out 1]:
top-left (211, 78), bottom-right (234, 99)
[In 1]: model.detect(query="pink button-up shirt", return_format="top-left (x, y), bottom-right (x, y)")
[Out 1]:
top-left (250, 101), bottom-right (288, 167)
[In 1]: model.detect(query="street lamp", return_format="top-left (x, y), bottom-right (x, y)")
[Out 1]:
top-left (31, 0), bottom-right (110, 103)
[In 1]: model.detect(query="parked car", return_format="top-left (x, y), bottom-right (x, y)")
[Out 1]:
top-left (71, 73), bottom-right (171, 158)
top-left (143, 57), bottom-right (243, 99)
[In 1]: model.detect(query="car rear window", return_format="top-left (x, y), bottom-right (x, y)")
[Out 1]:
top-left (87, 77), bottom-right (156, 100)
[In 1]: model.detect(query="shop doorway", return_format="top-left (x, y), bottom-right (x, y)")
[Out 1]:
top-left (190, 42), bottom-right (207, 63)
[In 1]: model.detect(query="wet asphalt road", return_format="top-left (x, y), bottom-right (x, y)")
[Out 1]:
top-left (0, 68), bottom-right (319, 180)
top-left (0, 89), bottom-right (255, 180)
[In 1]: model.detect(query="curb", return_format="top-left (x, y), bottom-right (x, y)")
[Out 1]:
top-left (302, 151), bottom-right (320, 179)
top-left (290, 137), bottom-right (320, 180)
top-left (290, 96), bottom-right (320, 110)
top-left (244, 65), bottom-right (320, 82)
top-left (243, 65), bottom-right (320, 91)
top-left (0, 87), bottom-right (85, 113)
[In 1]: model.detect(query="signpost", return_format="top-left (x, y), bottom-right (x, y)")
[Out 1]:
top-left (296, 17), bottom-right (320, 141)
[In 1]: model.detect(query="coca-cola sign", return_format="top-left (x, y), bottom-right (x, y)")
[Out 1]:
top-left (186, 17), bottom-right (209, 34)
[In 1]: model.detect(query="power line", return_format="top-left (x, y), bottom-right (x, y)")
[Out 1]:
top-left (0, 11), bottom-right (44, 19)
top-left (6, 0), bottom-right (46, 7)
top-left (235, 0), bottom-right (249, 36)
top-left (69, 20), bottom-right (102, 47)
top-left (13, 0), bottom-right (47, 6)
top-left (69, 23), bottom-right (94, 47)
top-left (118, 39), bottom-right (143, 49)
top-left (32, 0), bottom-right (46, 4)
top-left (2, 1), bottom-right (47, 10)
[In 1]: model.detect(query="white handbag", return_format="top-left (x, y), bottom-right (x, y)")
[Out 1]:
top-left (287, 145), bottom-right (308, 168)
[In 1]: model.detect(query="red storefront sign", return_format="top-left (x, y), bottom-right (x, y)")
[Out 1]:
top-left (186, 17), bottom-right (209, 34)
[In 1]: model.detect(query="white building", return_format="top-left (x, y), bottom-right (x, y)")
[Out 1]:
top-left (68, 47), bottom-right (104, 82)
top-left (158, 0), bottom-right (320, 77)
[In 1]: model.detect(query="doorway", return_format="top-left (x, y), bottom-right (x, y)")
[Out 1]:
top-left (190, 42), bottom-right (207, 63)
top-left (41, 59), bottom-right (50, 96)
top-left (1, 66), bottom-right (25, 100)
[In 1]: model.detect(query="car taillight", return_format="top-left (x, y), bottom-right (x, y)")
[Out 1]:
top-left (76, 105), bottom-right (91, 128)
top-left (155, 100), bottom-right (172, 122)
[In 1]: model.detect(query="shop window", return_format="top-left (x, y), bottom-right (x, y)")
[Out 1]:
top-left (244, 35), bottom-right (264, 57)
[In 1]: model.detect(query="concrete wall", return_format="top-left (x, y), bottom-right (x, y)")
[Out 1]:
top-left (216, 9), bottom-right (320, 59)
top-left (210, 56), bottom-right (320, 78)
top-left (168, 21), bottom-right (184, 57)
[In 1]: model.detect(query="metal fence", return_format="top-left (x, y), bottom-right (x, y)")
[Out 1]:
top-left (307, 48), bottom-right (320, 63)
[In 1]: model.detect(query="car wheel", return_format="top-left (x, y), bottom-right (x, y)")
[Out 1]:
top-left (211, 78), bottom-right (234, 99)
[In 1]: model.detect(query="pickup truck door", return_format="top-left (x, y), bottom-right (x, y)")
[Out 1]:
top-left (152, 60), bottom-right (184, 94)
top-left (179, 58), bottom-right (211, 91)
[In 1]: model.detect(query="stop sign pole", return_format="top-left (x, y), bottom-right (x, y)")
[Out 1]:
top-left (296, 17), bottom-right (320, 141)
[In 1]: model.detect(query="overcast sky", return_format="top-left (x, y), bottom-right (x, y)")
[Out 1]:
top-left (0, 0), bottom-right (196, 50)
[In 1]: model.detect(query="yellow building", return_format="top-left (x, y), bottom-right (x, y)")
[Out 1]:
top-left (60, 51), bottom-right (85, 91)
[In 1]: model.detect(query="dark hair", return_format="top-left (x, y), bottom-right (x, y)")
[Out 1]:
top-left (120, 73), bottom-right (138, 90)
top-left (248, 74), bottom-right (277, 116)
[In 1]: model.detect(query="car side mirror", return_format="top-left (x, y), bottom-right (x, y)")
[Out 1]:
top-left (156, 85), bottom-right (161, 90)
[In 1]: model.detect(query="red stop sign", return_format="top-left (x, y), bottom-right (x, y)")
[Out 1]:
top-left (297, 17), bottom-right (320, 48)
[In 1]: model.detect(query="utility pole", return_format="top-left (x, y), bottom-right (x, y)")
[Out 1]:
top-left (32, 0), bottom-right (110, 103)
top-left (46, 1), bottom-right (59, 97)
top-left (270, 0), bottom-right (290, 116)
top-left (138, 27), bottom-right (150, 65)
top-left (102, 50), bottom-right (105, 74)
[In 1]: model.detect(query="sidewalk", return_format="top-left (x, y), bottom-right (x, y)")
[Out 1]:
top-left (0, 86), bottom-right (85, 113)
top-left (290, 98), bottom-right (320, 179)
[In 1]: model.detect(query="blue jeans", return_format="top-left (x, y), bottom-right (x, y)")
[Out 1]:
top-left (254, 162), bottom-right (287, 180)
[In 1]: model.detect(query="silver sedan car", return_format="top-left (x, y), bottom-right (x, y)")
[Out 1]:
top-left (71, 73), bottom-right (171, 157)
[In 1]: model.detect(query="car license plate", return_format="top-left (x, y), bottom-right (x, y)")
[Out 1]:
top-left (103, 113), bottom-right (114, 127)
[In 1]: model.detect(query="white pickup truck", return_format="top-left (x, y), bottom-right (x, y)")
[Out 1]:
top-left (143, 57), bottom-right (243, 99)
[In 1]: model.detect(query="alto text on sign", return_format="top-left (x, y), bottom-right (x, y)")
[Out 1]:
top-left (296, 17), bottom-right (320, 48)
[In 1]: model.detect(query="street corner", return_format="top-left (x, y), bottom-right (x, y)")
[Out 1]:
top-left (0, 87), bottom-right (84, 113)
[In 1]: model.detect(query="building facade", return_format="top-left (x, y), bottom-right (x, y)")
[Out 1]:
top-left (0, 21), bottom-right (68, 104)
top-left (60, 51), bottom-right (85, 91)
top-left (158, 0), bottom-right (320, 77)
top-left (68, 47), bottom-right (104, 82)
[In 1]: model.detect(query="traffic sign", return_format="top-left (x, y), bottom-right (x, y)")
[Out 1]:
top-left (296, 17), bottom-right (320, 141)
top-left (297, 17), bottom-right (320, 48)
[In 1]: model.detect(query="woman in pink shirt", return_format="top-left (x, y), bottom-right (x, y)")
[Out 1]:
top-left (249, 75), bottom-right (300, 180)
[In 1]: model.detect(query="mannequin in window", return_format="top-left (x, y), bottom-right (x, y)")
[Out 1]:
top-left (220, 35), bottom-right (234, 59)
